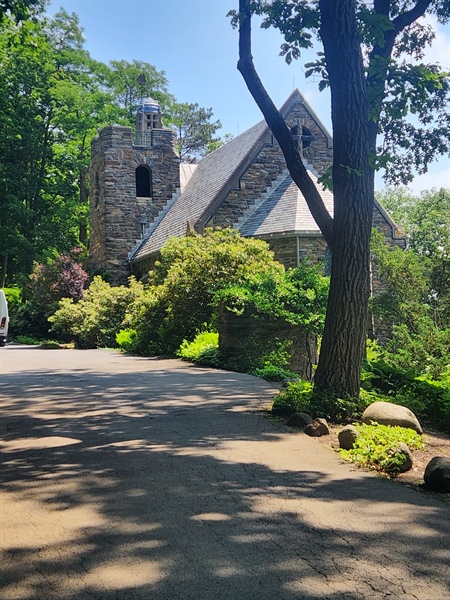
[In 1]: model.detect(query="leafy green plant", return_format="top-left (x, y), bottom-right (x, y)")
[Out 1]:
top-left (177, 332), bottom-right (219, 361)
top-left (340, 423), bottom-right (424, 475)
top-left (272, 380), bottom-right (371, 422)
top-left (361, 358), bottom-right (450, 434)
top-left (134, 228), bottom-right (284, 354)
top-left (308, 390), bottom-right (370, 423)
top-left (272, 380), bottom-right (314, 415)
top-left (14, 335), bottom-right (41, 345)
top-left (194, 346), bottom-right (223, 368)
top-left (49, 276), bottom-right (144, 348)
top-left (251, 365), bottom-right (299, 382)
top-left (116, 329), bottom-right (138, 353)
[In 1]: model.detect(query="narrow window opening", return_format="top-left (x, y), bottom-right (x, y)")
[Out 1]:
top-left (136, 165), bottom-right (152, 198)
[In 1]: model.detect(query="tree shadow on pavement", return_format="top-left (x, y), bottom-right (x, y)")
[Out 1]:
top-left (1, 353), bottom-right (449, 600)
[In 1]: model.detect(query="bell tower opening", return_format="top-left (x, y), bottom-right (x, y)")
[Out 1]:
top-left (135, 96), bottom-right (163, 146)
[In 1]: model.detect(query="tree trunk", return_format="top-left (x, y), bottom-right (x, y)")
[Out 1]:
top-left (313, 0), bottom-right (374, 397)
top-left (237, 0), bottom-right (375, 399)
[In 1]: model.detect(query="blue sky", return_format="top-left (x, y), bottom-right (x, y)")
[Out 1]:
top-left (47, 0), bottom-right (449, 193)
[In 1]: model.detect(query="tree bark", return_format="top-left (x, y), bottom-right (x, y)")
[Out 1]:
top-left (237, 0), bottom-right (374, 398)
top-left (313, 0), bottom-right (374, 397)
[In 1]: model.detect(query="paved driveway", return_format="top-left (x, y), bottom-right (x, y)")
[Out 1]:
top-left (0, 347), bottom-right (449, 599)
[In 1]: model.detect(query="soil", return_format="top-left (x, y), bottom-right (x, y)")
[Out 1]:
top-left (317, 424), bottom-right (450, 503)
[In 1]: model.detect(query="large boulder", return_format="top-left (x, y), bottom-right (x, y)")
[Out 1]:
top-left (286, 412), bottom-right (313, 428)
top-left (362, 401), bottom-right (422, 434)
top-left (424, 457), bottom-right (450, 492)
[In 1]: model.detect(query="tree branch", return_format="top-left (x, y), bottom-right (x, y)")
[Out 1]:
top-left (392, 0), bottom-right (434, 35)
top-left (237, 0), bottom-right (334, 246)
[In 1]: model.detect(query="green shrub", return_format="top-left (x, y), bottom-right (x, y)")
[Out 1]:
top-left (362, 358), bottom-right (450, 434)
top-left (340, 423), bottom-right (424, 474)
top-left (14, 335), bottom-right (41, 345)
top-left (251, 365), bottom-right (299, 382)
top-left (394, 377), bottom-right (450, 434)
top-left (272, 380), bottom-right (314, 415)
top-left (3, 286), bottom-right (22, 307)
top-left (133, 228), bottom-right (284, 354)
top-left (194, 346), bottom-right (223, 368)
top-left (272, 380), bottom-right (371, 422)
top-left (177, 332), bottom-right (219, 361)
top-left (308, 390), bottom-right (370, 423)
top-left (49, 276), bottom-right (144, 348)
top-left (116, 329), bottom-right (138, 353)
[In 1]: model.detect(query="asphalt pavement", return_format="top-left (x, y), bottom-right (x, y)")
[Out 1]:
top-left (0, 347), bottom-right (449, 599)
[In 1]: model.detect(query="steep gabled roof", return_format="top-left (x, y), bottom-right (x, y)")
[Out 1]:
top-left (129, 89), bottom-right (333, 263)
top-left (130, 118), bottom-right (268, 262)
top-left (238, 171), bottom-right (334, 237)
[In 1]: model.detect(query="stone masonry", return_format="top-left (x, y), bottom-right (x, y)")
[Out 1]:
top-left (209, 105), bottom-right (333, 230)
top-left (89, 125), bottom-right (179, 284)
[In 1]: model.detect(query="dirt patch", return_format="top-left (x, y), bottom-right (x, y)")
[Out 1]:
top-left (317, 424), bottom-right (450, 503)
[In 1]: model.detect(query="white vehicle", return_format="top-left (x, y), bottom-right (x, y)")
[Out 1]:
top-left (0, 289), bottom-right (9, 346)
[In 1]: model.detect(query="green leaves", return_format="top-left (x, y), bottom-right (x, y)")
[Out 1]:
top-left (167, 102), bottom-right (223, 161)
top-left (340, 422), bottom-right (424, 474)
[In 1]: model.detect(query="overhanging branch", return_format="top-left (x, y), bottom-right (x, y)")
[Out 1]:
top-left (237, 0), bottom-right (334, 246)
top-left (392, 0), bottom-right (434, 34)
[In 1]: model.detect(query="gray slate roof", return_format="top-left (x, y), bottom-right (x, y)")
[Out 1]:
top-left (238, 171), bottom-right (334, 237)
top-left (129, 89), bottom-right (336, 263)
top-left (130, 119), bottom-right (268, 262)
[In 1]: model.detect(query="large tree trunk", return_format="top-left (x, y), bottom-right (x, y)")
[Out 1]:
top-left (313, 0), bottom-right (374, 397)
top-left (237, 0), bottom-right (376, 398)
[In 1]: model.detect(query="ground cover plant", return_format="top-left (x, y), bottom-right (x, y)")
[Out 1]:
top-left (340, 423), bottom-right (424, 475)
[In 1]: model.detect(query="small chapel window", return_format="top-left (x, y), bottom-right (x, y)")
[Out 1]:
top-left (136, 165), bottom-right (153, 198)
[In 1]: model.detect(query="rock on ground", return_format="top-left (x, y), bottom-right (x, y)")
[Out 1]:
top-left (362, 401), bottom-right (423, 434)
top-left (424, 456), bottom-right (450, 492)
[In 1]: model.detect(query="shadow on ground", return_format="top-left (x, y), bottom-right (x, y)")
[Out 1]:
top-left (1, 350), bottom-right (449, 599)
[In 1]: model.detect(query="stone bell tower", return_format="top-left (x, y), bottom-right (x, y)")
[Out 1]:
top-left (89, 97), bottom-right (180, 284)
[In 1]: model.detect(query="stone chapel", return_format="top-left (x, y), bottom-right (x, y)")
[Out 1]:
top-left (89, 89), bottom-right (405, 288)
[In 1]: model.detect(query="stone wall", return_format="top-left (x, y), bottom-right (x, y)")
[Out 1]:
top-left (266, 235), bottom-right (329, 269)
top-left (89, 125), bottom-right (179, 285)
top-left (218, 305), bottom-right (318, 380)
top-left (207, 100), bottom-right (333, 230)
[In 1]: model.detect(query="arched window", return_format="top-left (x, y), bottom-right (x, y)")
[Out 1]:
top-left (136, 165), bottom-right (152, 198)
